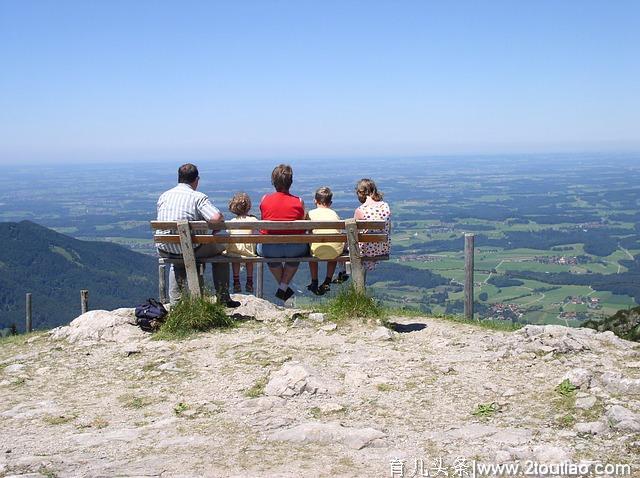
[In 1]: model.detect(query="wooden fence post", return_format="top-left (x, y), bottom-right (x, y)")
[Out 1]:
top-left (158, 264), bottom-right (167, 303)
top-left (25, 293), bottom-right (32, 333)
top-left (81, 289), bottom-right (89, 314)
top-left (176, 220), bottom-right (202, 298)
top-left (464, 234), bottom-right (475, 320)
top-left (345, 219), bottom-right (365, 293)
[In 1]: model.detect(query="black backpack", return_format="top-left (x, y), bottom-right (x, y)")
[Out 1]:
top-left (135, 298), bottom-right (168, 332)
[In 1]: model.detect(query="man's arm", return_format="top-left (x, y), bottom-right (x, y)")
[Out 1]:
top-left (197, 196), bottom-right (224, 225)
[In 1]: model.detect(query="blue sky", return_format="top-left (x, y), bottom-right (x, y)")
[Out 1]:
top-left (1, 0), bottom-right (639, 163)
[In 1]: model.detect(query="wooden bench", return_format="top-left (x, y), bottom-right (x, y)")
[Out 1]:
top-left (150, 219), bottom-right (389, 301)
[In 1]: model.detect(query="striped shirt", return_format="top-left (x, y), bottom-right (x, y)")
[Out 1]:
top-left (156, 183), bottom-right (221, 254)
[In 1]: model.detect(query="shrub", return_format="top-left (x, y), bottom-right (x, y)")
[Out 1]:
top-left (155, 294), bottom-right (234, 340)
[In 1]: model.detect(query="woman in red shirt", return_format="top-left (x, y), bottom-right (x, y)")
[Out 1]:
top-left (258, 164), bottom-right (308, 301)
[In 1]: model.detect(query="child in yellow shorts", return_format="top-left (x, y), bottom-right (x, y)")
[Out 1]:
top-left (307, 187), bottom-right (345, 295)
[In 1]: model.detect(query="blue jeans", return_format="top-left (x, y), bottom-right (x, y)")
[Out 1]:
top-left (257, 243), bottom-right (309, 267)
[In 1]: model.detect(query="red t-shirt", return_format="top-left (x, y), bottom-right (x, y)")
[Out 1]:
top-left (260, 191), bottom-right (305, 234)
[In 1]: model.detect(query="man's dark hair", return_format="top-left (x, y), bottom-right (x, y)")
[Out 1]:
top-left (315, 186), bottom-right (333, 206)
top-left (271, 164), bottom-right (293, 192)
top-left (178, 163), bottom-right (199, 184)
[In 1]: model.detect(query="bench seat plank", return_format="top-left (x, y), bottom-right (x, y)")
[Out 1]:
top-left (151, 220), bottom-right (386, 231)
top-left (158, 254), bottom-right (389, 264)
top-left (154, 233), bottom-right (387, 244)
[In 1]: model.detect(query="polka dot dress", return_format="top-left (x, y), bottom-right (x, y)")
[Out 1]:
top-left (357, 200), bottom-right (391, 270)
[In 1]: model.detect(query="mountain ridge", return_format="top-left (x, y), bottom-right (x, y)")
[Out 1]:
top-left (0, 220), bottom-right (157, 331)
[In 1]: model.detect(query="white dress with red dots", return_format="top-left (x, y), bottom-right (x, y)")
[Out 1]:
top-left (357, 200), bottom-right (391, 270)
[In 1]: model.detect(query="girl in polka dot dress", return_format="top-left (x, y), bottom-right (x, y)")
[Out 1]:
top-left (354, 178), bottom-right (391, 271)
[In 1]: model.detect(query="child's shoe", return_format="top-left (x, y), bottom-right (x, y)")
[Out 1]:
top-left (233, 282), bottom-right (242, 294)
top-left (307, 283), bottom-right (325, 296)
top-left (332, 271), bottom-right (350, 284)
top-left (245, 282), bottom-right (254, 294)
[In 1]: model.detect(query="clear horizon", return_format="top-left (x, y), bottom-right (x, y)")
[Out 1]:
top-left (1, 1), bottom-right (639, 164)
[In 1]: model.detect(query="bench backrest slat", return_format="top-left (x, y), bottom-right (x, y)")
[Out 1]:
top-left (154, 233), bottom-right (388, 245)
top-left (150, 220), bottom-right (386, 231)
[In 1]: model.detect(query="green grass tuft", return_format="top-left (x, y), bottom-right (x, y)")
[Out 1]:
top-left (472, 402), bottom-right (499, 418)
top-left (320, 285), bottom-right (386, 322)
top-left (173, 402), bottom-right (189, 416)
top-left (154, 294), bottom-right (234, 340)
top-left (556, 378), bottom-right (578, 396)
top-left (244, 376), bottom-right (268, 398)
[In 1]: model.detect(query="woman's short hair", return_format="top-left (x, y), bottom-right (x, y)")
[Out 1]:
top-left (271, 164), bottom-right (293, 192)
top-left (356, 178), bottom-right (383, 203)
top-left (315, 186), bottom-right (333, 206)
top-left (229, 192), bottom-right (252, 216)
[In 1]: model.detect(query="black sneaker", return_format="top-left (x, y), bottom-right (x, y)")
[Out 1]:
top-left (275, 288), bottom-right (288, 300)
top-left (319, 283), bottom-right (331, 294)
top-left (224, 298), bottom-right (241, 308)
top-left (332, 271), bottom-right (350, 284)
top-left (283, 287), bottom-right (295, 301)
top-left (307, 283), bottom-right (324, 296)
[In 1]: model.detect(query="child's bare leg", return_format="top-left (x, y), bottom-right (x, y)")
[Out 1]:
top-left (245, 262), bottom-right (254, 293)
top-left (309, 262), bottom-right (319, 282)
top-left (325, 261), bottom-right (337, 283)
top-left (232, 262), bottom-right (241, 293)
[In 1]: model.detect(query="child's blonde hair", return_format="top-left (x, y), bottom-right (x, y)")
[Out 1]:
top-left (314, 186), bottom-right (333, 206)
top-left (229, 192), bottom-right (252, 216)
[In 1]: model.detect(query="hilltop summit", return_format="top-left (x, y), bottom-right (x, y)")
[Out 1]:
top-left (1, 296), bottom-right (639, 477)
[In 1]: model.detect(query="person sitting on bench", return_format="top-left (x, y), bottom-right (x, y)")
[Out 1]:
top-left (156, 163), bottom-right (240, 308)
top-left (258, 164), bottom-right (307, 302)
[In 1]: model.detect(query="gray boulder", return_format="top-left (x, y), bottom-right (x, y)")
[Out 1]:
top-left (606, 405), bottom-right (640, 432)
top-left (265, 362), bottom-right (340, 397)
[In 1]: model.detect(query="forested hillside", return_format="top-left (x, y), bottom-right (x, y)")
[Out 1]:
top-left (0, 221), bottom-right (157, 331)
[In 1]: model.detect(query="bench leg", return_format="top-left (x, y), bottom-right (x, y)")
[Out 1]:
top-left (158, 264), bottom-right (167, 303)
top-left (345, 219), bottom-right (366, 293)
top-left (256, 262), bottom-right (264, 298)
top-left (177, 221), bottom-right (202, 299)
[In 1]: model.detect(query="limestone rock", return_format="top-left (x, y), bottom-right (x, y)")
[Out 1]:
top-left (238, 396), bottom-right (285, 414)
top-left (265, 362), bottom-right (339, 397)
top-left (49, 309), bottom-right (145, 344)
top-left (228, 295), bottom-right (300, 322)
top-left (291, 317), bottom-right (312, 328)
top-left (268, 421), bottom-right (385, 449)
top-left (532, 445), bottom-right (572, 463)
top-left (320, 323), bottom-right (337, 332)
top-left (575, 395), bottom-right (597, 410)
top-left (606, 405), bottom-right (640, 432)
top-left (308, 313), bottom-right (326, 323)
top-left (601, 371), bottom-right (640, 395)
top-left (515, 325), bottom-right (591, 354)
top-left (574, 421), bottom-right (609, 435)
top-left (371, 326), bottom-right (394, 341)
top-left (3, 363), bottom-right (25, 374)
top-left (1, 400), bottom-right (60, 419)
top-left (562, 368), bottom-right (592, 389)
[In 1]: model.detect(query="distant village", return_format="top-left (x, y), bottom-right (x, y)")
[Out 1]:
top-left (531, 255), bottom-right (590, 265)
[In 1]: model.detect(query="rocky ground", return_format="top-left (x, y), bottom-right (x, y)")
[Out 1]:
top-left (1, 296), bottom-right (639, 478)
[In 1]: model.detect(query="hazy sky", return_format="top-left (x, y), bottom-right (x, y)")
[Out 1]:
top-left (1, 0), bottom-right (639, 163)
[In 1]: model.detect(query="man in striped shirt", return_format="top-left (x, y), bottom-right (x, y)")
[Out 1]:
top-left (157, 163), bottom-right (240, 307)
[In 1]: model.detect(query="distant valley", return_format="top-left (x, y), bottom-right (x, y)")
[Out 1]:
top-left (1, 154), bottom-right (639, 329)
